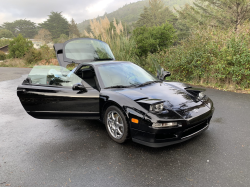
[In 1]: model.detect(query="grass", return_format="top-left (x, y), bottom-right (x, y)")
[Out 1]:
top-left (0, 58), bottom-right (59, 68)
top-left (0, 58), bottom-right (27, 67)
top-left (184, 80), bottom-right (250, 94)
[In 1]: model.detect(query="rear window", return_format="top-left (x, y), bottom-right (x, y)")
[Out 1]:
top-left (64, 39), bottom-right (115, 62)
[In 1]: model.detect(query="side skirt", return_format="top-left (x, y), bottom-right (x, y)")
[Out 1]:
top-left (27, 111), bottom-right (100, 119)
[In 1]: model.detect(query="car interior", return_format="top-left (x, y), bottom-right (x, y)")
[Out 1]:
top-left (76, 65), bottom-right (100, 91)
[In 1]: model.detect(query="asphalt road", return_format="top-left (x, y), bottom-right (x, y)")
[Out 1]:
top-left (0, 67), bottom-right (31, 82)
top-left (0, 67), bottom-right (250, 187)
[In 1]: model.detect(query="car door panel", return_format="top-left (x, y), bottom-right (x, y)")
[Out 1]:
top-left (17, 85), bottom-right (99, 119)
top-left (17, 65), bottom-right (100, 119)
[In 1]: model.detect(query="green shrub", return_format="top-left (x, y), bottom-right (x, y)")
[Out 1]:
top-left (0, 51), bottom-right (6, 60)
top-left (24, 48), bottom-right (42, 64)
top-left (107, 36), bottom-right (140, 64)
top-left (40, 44), bottom-right (56, 63)
top-left (132, 22), bottom-right (176, 57)
top-left (24, 44), bottom-right (56, 65)
top-left (145, 25), bottom-right (250, 89)
top-left (54, 34), bottom-right (69, 43)
top-left (0, 29), bottom-right (14, 38)
top-left (8, 34), bottom-right (33, 58)
top-left (0, 39), bottom-right (11, 47)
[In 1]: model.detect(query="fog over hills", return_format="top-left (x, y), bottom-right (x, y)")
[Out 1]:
top-left (78, 0), bottom-right (194, 32)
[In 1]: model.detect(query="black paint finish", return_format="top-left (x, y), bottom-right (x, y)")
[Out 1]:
top-left (17, 84), bottom-right (99, 119)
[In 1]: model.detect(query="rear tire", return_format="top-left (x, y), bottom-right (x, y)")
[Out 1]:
top-left (104, 106), bottom-right (129, 144)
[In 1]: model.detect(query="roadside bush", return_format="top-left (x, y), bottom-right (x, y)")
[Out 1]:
top-left (24, 48), bottom-right (42, 64)
top-left (0, 38), bottom-right (11, 47)
top-left (24, 44), bottom-right (56, 65)
top-left (145, 25), bottom-right (250, 89)
top-left (8, 34), bottom-right (33, 58)
top-left (54, 34), bottom-right (69, 43)
top-left (0, 51), bottom-right (6, 60)
top-left (40, 44), bottom-right (56, 64)
top-left (132, 22), bottom-right (176, 57)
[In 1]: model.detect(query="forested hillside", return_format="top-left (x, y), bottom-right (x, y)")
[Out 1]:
top-left (77, 0), bottom-right (193, 32)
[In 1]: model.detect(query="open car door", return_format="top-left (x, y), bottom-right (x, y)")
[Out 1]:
top-left (54, 38), bottom-right (115, 68)
top-left (17, 66), bottom-right (99, 119)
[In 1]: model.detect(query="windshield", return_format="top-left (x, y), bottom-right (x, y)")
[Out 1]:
top-left (96, 62), bottom-right (159, 88)
top-left (64, 38), bottom-right (115, 62)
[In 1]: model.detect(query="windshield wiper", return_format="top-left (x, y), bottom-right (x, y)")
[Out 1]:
top-left (136, 81), bottom-right (162, 87)
top-left (94, 58), bottom-right (114, 61)
top-left (105, 85), bottom-right (131, 89)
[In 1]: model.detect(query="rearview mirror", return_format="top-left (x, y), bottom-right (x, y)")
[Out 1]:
top-left (157, 68), bottom-right (171, 81)
top-left (72, 84), bottom-right (87, 92)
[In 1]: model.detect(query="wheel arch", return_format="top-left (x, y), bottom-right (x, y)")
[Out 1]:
top-left (101, 100), bottom-right (129, 124)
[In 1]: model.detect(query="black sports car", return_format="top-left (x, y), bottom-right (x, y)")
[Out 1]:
top-left (17, 38), bottom-right (214, 147)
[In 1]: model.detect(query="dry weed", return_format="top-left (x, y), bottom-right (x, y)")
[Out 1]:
top-left (0, 58), bottom-right (26, 67)
top-left (37, 58), bottom-right (59, 66)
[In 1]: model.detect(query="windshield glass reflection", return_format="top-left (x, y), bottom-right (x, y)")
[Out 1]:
top-left (96, 62), bottom-right (159, 88)
top-left (64, 39), bottom-right (115, 62)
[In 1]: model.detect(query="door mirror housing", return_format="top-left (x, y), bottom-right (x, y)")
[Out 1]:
top-left (72, 84), bottom-right (87, 92)
top-left (157, 68), bottom-right (171, 81)
top-left (22, 77), bottom-right (32, 85)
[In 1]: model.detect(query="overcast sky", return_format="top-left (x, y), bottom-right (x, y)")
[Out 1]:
top-left (0, 0), bottom-right (142, 25)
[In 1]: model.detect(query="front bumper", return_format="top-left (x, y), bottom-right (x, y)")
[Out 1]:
top-left (130, 109), bottom-right (213, 148)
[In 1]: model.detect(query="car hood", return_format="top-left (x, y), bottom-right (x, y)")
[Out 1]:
top-left (115, 82), bottom-right (210, 119)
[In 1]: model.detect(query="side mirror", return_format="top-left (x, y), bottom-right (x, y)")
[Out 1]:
top-left (157, 68), bottom-right (171, 81)
top-left (72, 83), bottom-right (87, 92)
top-left (22, 77), bottom-right (32, 85)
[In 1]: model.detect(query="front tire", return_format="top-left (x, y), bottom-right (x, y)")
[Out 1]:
top-left (104, 106), bottom-right (129, 144)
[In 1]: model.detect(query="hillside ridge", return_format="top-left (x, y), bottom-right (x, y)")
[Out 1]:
top-left (77, 0), bottom-right (194, 32)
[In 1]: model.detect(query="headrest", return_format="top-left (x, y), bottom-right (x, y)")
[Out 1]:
top-left (82, 70), bottom-right (95, 79)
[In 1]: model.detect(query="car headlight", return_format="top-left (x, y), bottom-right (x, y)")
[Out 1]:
top-left (150, 103), bottom-right (164, 112)
top-left (152, 122), bottom-right (179, 128)
top-left (198, 92), bottom-right (205, 100)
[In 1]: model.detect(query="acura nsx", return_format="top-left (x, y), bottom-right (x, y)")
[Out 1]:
top-left (17, 38), bottom-right (214, 147)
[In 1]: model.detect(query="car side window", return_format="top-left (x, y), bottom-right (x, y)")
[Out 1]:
top-left (27, 66), bottom-right (83, 87)
top-left (76, 65), bottom-right (99, 90)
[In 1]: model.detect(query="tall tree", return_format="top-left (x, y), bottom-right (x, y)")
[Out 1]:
top-left (0, 29), bottom-right (14, 38)
top-left (1, 19), bottom-right (37, 38)
top-left (135, 0), bottom-right (177, 28)
top-left (177, 0), bottom-right (250, 31)
top-left (69, 19), bottom-right (80, 38)
top-left (136, 6), bottom-right (152, 27)
top-left (39, 12), bottom-right (69, 39)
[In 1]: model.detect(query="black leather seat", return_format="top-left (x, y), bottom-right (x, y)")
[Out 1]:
top-left (82, 70), bottom-right (97, 89)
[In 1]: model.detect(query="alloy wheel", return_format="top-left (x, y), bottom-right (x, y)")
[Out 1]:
top-left (107, 110), bottom-right (124, 139)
